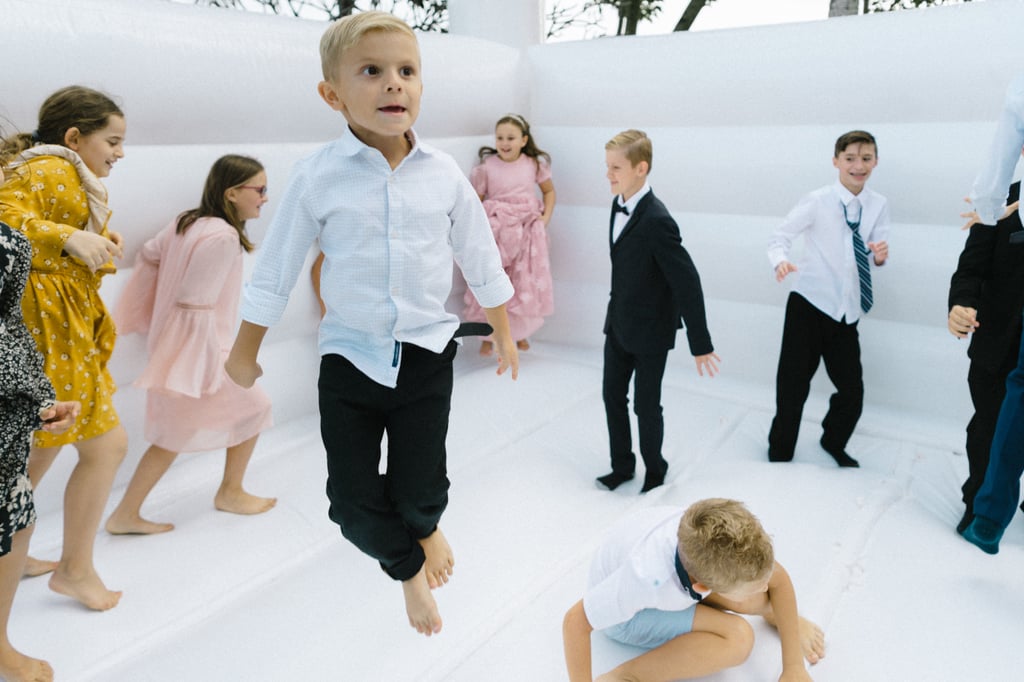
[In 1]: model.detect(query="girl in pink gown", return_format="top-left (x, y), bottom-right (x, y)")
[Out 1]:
top-left (106, 155), bottom-right (275, 534)
top-left (463, 114), bottom-right (556, 355)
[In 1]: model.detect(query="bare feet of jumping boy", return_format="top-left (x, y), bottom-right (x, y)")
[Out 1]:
top-left (417, 527), bottom-right (454, 589)
top-left (0, 650), bottom-right (53, 682)
top-left (402, 565), bottom-right (443, 636)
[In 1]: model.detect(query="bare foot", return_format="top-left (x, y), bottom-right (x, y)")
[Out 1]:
top-left (49, 568), bottom-right (121, 611)
top-left (214, 489), bottom-right (277, 515)
top-left (479, 341), bottom-right (493, 356)
top-left (0, 649), bottom-right (53, 682)
top-left (105, 512), bottom-right (174, 535)
top-left (800, 617), bottom-right (826, 664)
top-left (417, 527), bottom-right (454, 589)
top-left (22, 557), bottom-right (57, 579)
top-left (401, 566), bottom-right (442, 636)
top-left (516, 339), bottom-right (530, 351)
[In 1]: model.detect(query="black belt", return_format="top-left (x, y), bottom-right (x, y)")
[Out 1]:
top-left (453, 322), bottom-right (492, 338)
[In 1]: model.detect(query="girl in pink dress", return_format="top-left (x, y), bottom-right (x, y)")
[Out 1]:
top-left (464, 114), bottom-right (556, 355)
top-left (106, 155), bottom-right (275, 534)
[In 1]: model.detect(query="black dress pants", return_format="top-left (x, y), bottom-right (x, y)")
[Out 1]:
top-left (603, 328), bottom-right (670, 478)
top-left (768, 293), bottom-right (864, 460)
top-left (318, 341), bottom-right (455, 582)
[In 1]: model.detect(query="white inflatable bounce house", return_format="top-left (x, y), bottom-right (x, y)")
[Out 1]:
top-left (3, 0), bottom-right (1023, 679)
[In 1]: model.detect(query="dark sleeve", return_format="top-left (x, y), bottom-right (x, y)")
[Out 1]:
top-left (651, 215), bottom-right (714, 356)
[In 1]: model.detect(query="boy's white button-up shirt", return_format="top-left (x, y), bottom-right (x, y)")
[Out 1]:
top-left (767, 181), bottom-right (890, 324)
top-left (971, 72), bottom-right (1024, 225)
top-left (584, 506), bottom-right (706, 631)
top-left (241, 129), bottom-right (512, 387)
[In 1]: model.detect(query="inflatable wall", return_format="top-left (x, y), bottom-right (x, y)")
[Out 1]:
top-left (3, 0), bottom-right (1022, 517)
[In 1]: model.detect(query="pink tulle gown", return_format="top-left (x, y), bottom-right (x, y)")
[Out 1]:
top-left (463, 154), bottom-right (555, 341)
top-left (115, 217), bottom-right (272, 452)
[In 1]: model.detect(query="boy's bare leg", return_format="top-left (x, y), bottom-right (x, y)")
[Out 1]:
top-left (214, 435), bottom-right (276, 515)
top-left (0, 526), bottom-right (54, 682)
top-left (597, 605), bottom-right (753, 682)
top-left (401, 565), bottom-right (442, 636)
top-left (48, 427), bottom-right (126, 611)
top-left (704, 592), bottom-right (825, 664)
top-left (22, 448), bottom-right (60, 579)
top-left (417, 526), bottom-right (454, 589)
top-left (105, 444), bottom-right (177, 534)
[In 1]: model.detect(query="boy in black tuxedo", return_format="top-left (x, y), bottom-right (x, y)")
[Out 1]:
top-left (949, 167), bottom-right (1024, 535)
top-left (598, 130), bottom-right (720, 494)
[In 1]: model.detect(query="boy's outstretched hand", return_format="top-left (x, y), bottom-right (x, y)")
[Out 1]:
top-left (695, 352), bottom-right (721, 377)
top-left (867, 240), bottom-right (888, 266)
top-left (492, 337), bottom-right (519, 380)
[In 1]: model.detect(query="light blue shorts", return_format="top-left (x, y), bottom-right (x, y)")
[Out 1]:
top-left (602, 604), bottom-right (699, 649)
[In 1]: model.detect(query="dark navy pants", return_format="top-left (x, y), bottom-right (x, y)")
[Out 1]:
top-left (318, 341), bottom-right (455, 581)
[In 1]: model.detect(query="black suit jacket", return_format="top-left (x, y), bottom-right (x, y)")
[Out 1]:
top-left (948, 182), bottom-right (1024, 372)
top-left (603, 191), bottom-right (713, 356)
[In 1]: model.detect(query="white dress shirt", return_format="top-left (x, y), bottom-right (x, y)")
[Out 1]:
top-left (241, 129), bottom-right (513, 387)
top-left (611, 182), bottom-right (650, 243)
top-left (767, 182), bottom-right (890, 324)
top-left (583, 506), bottom-right (707, 631)
top-left (971, 73), bottom-right (1024, 225)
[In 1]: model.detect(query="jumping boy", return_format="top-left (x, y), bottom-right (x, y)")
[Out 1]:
top-left (767, 130), bottom-right (890, 467)
top-left (562, 499), bottom-right (825, 682)
top-left (598, 130), bottom-right (720, 494)
top-left (225, 12), bottom-right (517, 636)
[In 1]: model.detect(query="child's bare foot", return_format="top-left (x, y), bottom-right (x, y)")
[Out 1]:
top-left (0, 649), bottom-right (54, 682)
top-left (417, 527), bottom-right (454, 589)
top-left (799, 617), bottom-right (826, 664)
top-left (516, 339), bottom-right (530, 350)
top-left (402, 566), bottom-right (442, 636)
top-left (214, 489), bottom-right (277, 515)
top-left (105, 511), bottom-right (174, 535)
top-left (479, 341), bottom-right (493, 356)
top-left (22, 557), bottom-right (57, 578)
top-left (48, 568), bottom-right (121, 611)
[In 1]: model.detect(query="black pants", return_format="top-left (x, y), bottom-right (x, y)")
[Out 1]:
top-left (318, 342), bottom-right (455, 582)
top-left (962, 340), bottom-right (1020, 511)
top-left (602, 328), bottom-right (670, 478)
top-left (768, 292), bottom-right (864, 460)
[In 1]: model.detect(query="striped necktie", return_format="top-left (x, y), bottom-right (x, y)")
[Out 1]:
top-left (843, 199), bottom-right (872, 314)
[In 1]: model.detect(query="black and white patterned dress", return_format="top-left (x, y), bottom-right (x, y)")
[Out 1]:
top-left (0, 221), bottom-right (51, 554)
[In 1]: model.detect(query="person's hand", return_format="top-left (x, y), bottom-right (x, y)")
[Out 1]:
top-left (948, 305), bottom-right (979, 338)
top-left (108, 231), bottom-right (124, 249)
top-left (39, 400), bottom-right (81, 434)
top-left (960, 197), bottom-right (1020, 230)
top-left (775, 261), bottom-right (797, 282)
top-left (224, 356), bottom-right (263, 388)
top-left (492, 336), bottom-right (519, 380)
top-left (867, 240), bottom-right (888, 265)
top-left (64, 231), bottom-right (122, 271)
top-left (694, 352), bottom-right (721, 378)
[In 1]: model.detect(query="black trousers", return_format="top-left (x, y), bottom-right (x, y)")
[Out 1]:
top-left (602, 328), bottom-right (670, 477)
top-left (768, 292), bottom-right (864, 460)
top-left (962, 340), bottom-right (1020, 511)
top-left (318, 341), bottom-right (455, 582)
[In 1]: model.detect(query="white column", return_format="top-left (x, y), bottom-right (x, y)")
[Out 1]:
top-left (448, 0), bottom-right (543, 46)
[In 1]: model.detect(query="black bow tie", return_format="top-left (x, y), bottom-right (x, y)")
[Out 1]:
top-left (612, 202), bottom-right (630, 217)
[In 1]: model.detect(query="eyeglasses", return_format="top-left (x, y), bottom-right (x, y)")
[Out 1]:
top-left (239, 185), bottom-right (268, 197)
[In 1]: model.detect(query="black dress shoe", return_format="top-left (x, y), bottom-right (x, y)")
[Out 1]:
top-left (640, 467), bottom-right (667, 493)
top-left (956, 509), bottom-right (974, 536)
top-left (820, 439), bottom-right (860, 468)
top-left (768, 449), bottom-right (794, 463)
top-left (596, 471), bottom-right (634, 491)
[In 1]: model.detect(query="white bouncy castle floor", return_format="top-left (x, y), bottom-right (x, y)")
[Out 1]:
top-left (15, 341), bottom-right (1024, 681)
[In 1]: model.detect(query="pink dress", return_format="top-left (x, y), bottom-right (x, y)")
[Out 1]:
top-left (115, 217), bottom-right (272, 452)
top-left (463, 154), bottom-right (555, 341)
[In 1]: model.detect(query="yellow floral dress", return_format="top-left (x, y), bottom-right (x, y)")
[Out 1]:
top-left (0, 154), bottom-right (119, 447)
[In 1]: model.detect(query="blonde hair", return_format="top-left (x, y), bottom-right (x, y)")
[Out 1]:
top-left (319, 11), bottom-right (417, 83)
top-left (677, 498), bottom-right (774, 592)
top-left (605, 129), bottom-right (652, 171)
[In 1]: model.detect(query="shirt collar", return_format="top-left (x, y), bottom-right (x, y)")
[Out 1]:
top-left (834, 181), bottom-right (864, 208)
top-left (335, 126), bottom-right (426, 161)
top-left (619, 182), bottom-right (651, 213)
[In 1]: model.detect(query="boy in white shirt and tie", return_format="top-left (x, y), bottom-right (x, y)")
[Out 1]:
top-left (766, 130), bottom-right (890, 467)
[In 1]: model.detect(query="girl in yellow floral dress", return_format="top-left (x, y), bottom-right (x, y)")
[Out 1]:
top-left (0, 86), bottom-right (128, 611)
